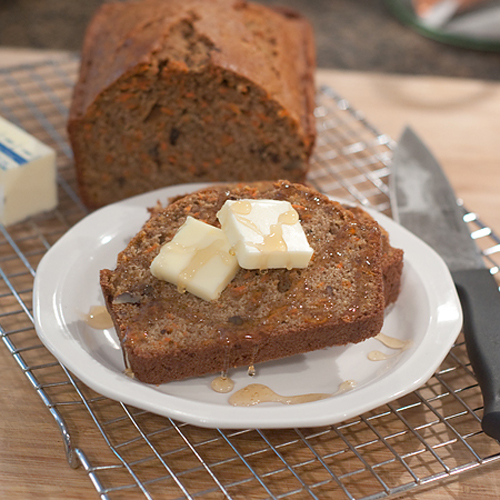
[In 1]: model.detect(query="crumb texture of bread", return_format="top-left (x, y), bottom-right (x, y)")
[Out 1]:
top-left (343, 205), bottom-right (404, 306)
top-left (68, 0), bottom-right (316, 209)
top-left (100, 181), bottom-right (392, 385)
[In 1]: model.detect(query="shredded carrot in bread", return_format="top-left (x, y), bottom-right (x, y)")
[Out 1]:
top-left (144, 244), bottom-right (159, 253)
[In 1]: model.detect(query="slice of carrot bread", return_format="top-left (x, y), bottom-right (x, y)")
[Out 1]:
top-left (100, 181), bottom-right (387, 384)
top-left (343, 205), bottom-right (404, 307)
top-left (67, 0), bottom-right (316, 209)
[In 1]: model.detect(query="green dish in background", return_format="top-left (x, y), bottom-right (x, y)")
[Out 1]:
top-left (385, 0), bottom-right (500, 52)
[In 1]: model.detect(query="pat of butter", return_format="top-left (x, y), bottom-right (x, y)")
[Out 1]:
top-left (0, 116), bottom-right (57, 226)
top-left (217, 199), bottom-right (313, 270)
top-left (150, 216), bottom-right (239, 301)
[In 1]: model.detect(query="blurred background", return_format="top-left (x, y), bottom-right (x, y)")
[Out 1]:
top-left (1, 0), bottom-right (500, 80)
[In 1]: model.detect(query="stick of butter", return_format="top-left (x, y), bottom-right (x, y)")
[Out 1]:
top-left (150, 216), bottom-right (239, 301)
top-left (217, 199), bottom-right (314, 270)
top-left (0, 116), bottom-right (57, 226)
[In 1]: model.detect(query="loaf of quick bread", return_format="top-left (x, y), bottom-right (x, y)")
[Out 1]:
top-left (68, 0), bottom-right (316, 209)
top-left (100, 181), bottom-right (401, 385)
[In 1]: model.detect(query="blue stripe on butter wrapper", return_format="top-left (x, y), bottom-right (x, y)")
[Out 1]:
top-left (0, 141), bottom-right (28, 166)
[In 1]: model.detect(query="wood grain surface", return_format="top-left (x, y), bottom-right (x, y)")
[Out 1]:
top-left (317, 69), bottom-right (500, 234)
top-left (1, 49), bottom-right (500, 499)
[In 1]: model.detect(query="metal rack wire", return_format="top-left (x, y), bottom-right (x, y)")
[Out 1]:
top-left (1, 54), bottom-right (500, 500)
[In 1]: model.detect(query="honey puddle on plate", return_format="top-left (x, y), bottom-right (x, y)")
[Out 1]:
top-left (211, 364), bottom-right (257, 394)
top-left (218, 333), bottom-right (413, 406)
top-left (228, 380), bottom-right (357, 407)
top-left (211, 373), bottom-right (235, 393)
top-left (85, 306), bottom-right (409, 401)
top-left (368, 332), bottom-right (413, 361)
top-left (85, 305), bottom-right (114, 329)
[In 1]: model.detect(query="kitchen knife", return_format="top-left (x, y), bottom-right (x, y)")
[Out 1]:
top-left (390, 126), bottom-right (500, 441)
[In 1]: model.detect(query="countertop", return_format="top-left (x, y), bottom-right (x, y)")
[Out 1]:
top-left (0, 45), bottom-right (500, 499)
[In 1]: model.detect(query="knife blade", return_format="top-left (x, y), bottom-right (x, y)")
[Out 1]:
top-left (390, 126), bottom-right (500, 441)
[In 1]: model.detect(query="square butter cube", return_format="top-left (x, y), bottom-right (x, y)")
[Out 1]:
top-left (0, 116), bottom-right (57, 226)
top-left (217, 199), bottom-right (313, 270)
top-left (150, 216), bottom-right (238, 301)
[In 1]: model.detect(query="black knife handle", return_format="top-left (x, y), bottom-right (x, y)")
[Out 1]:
top-left (452, 268), bottom-right (500, 441)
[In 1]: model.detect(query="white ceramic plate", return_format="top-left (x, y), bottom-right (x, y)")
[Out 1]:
top-left (33, 183), bottom-right (462, 429)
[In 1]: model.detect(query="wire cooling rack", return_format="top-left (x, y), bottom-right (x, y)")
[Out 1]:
top-left (1, 54), bottom-right (500, 500)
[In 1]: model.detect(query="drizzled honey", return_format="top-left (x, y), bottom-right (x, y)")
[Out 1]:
top-left (217, 199), bottom-right (313, 270)
top-left (211, 372), bottom-right (235, 393)
top-left (85, 305), bottom-right (114, 329)
top-left (228, 380), bottom-right (357, 407)
top-left (150, 216), bottom-right (239, 301)
top-left (368, 333), bottom-right (413, 361)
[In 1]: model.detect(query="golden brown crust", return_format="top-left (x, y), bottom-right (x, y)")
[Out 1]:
top-left (100, 181), bottom-right (388, 384)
